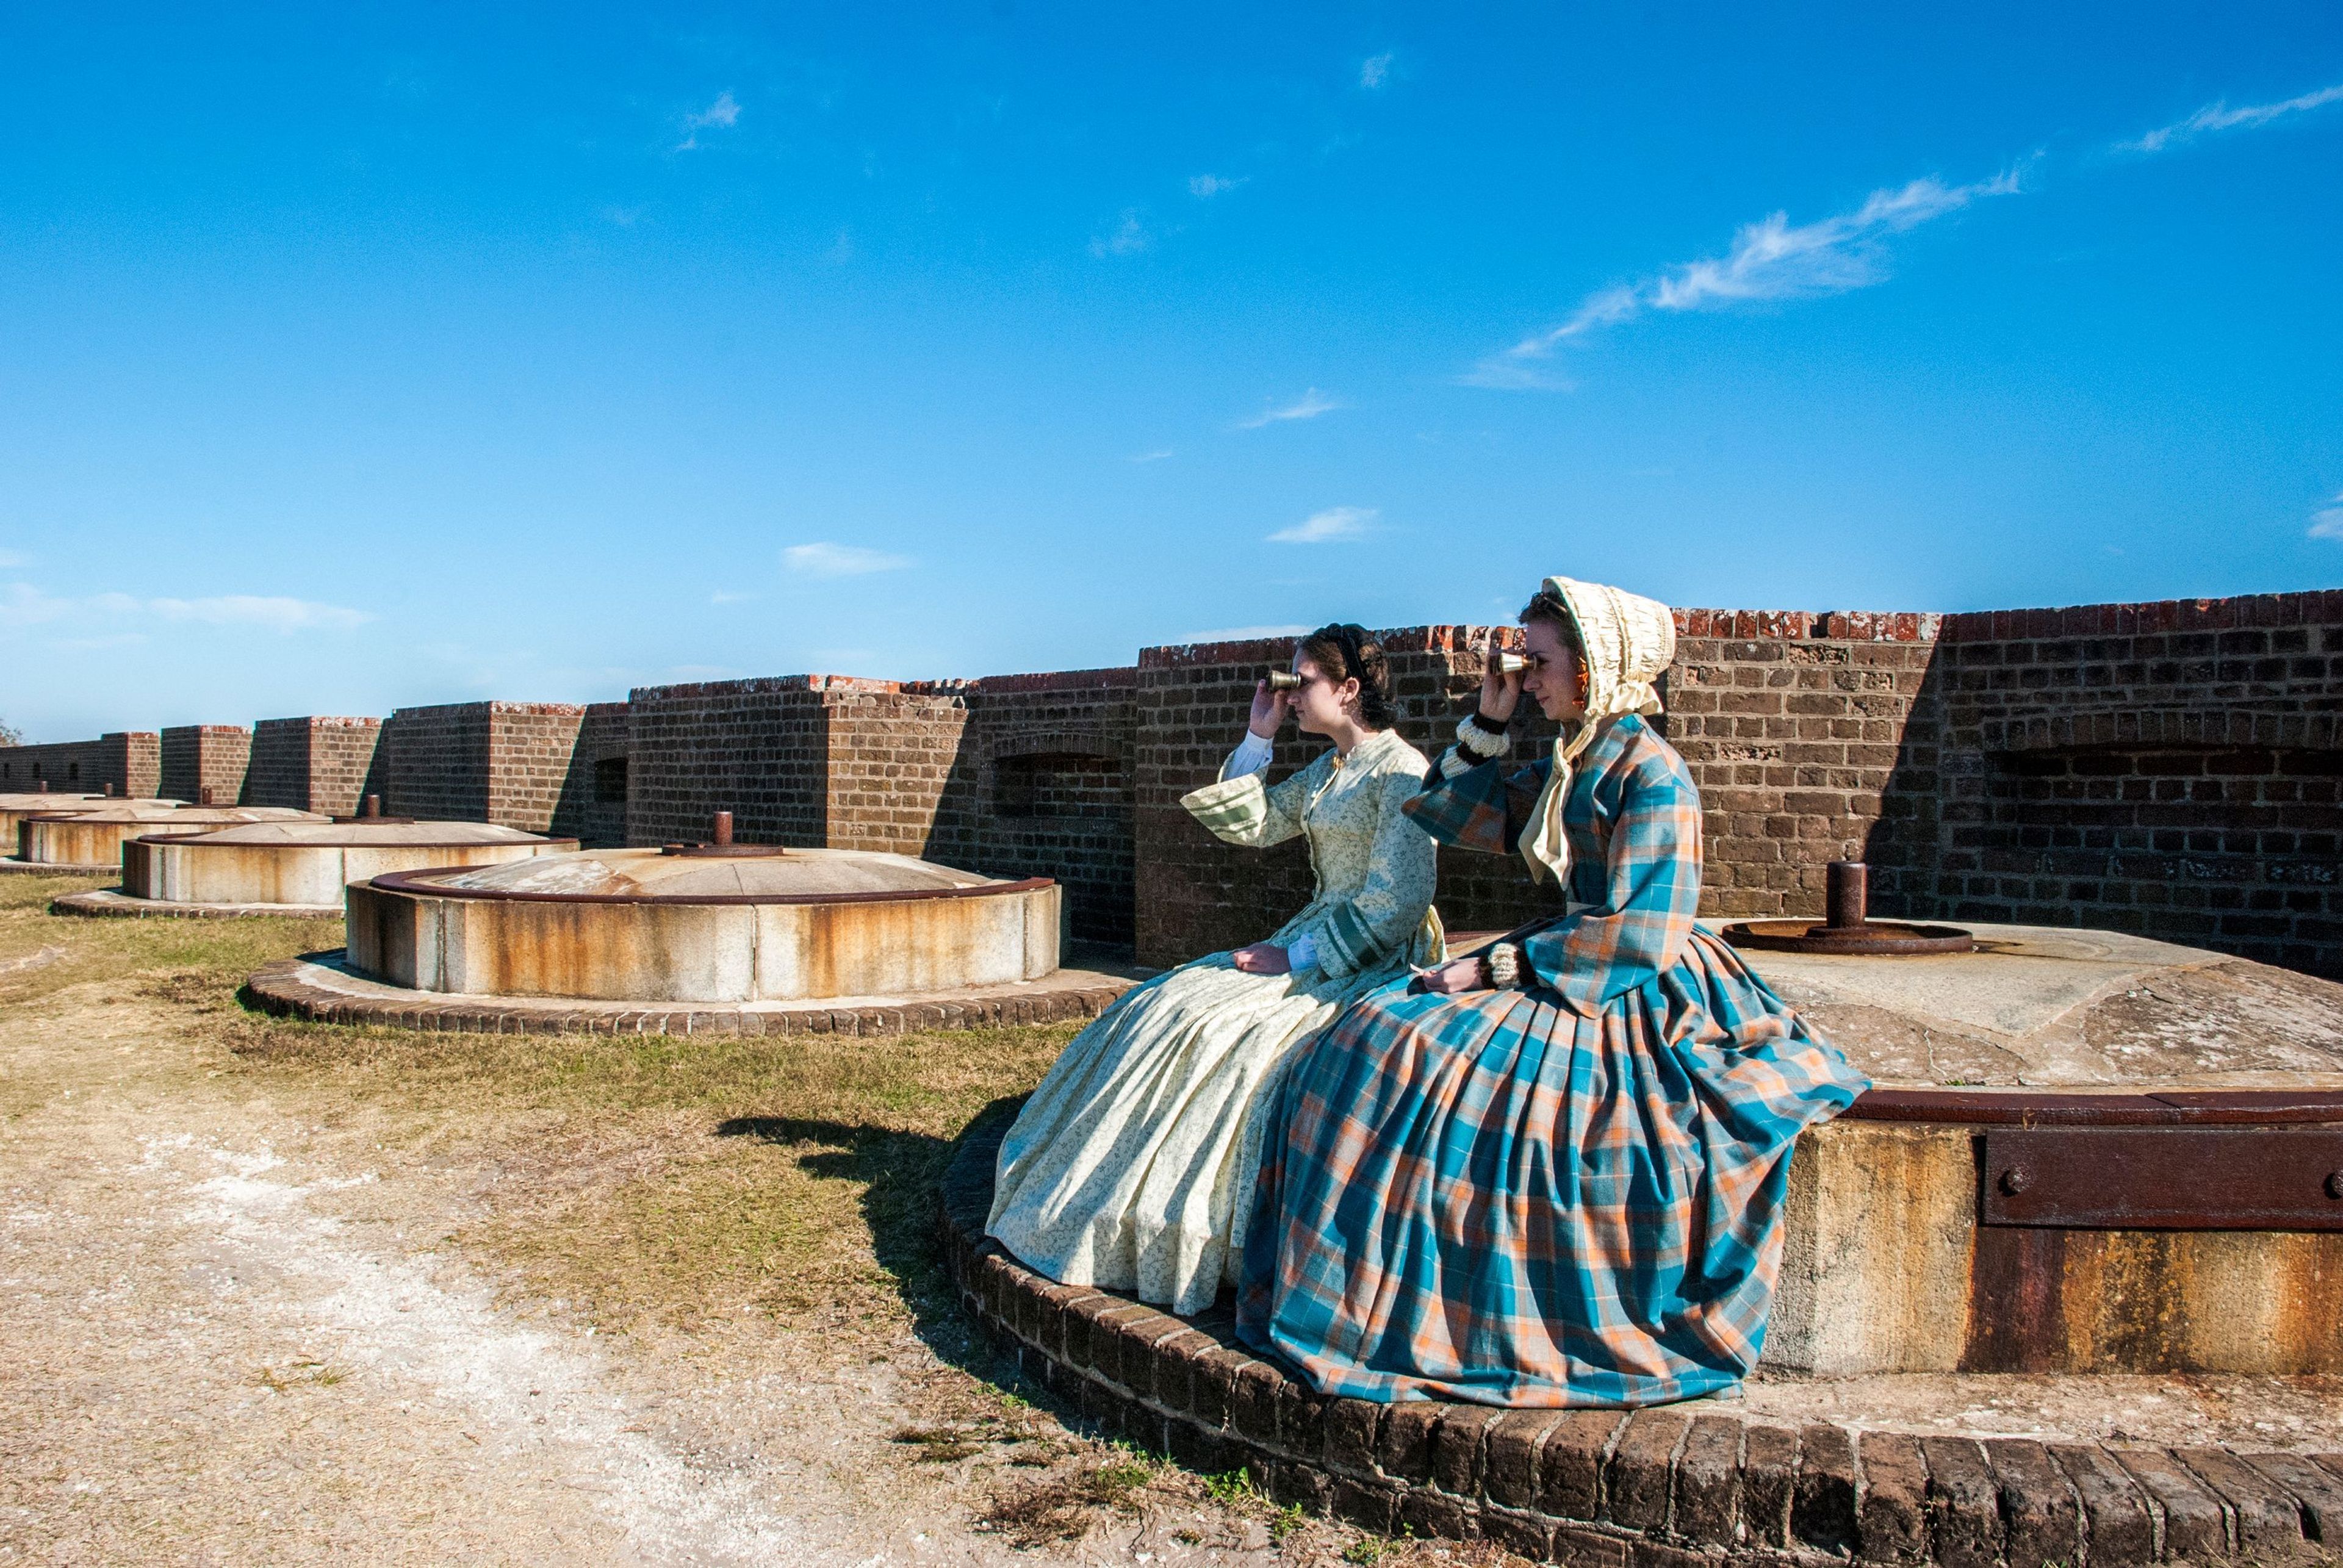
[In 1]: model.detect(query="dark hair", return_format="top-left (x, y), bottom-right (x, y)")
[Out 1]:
top-left (1297, 622), bottom-right (1397, 730)
top-left (1519, 585), bottom-right (1585, 658)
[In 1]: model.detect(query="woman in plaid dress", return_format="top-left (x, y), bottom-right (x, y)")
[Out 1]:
top-left (1237, 578), bottom-right (1868, 1406)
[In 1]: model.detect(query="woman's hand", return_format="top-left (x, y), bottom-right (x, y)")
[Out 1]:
top-left (1231, 943), bottom-right (1293, 974)
top-left (1411, 955), bottom-right (1486, 994)
top-left (1478, 628), bottom-right (1523, 722)
top-left (1248, 678), bottom-right (1291, 739)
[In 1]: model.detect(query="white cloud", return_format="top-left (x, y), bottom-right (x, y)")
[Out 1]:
top-left (1236, 387), bottom-right (1346, 429)
top-left (1128, 448), bottom-right (1175, 463)
top-left (1189, 173), bottom-right (1247, 198)
top-left (2309, 492), bottom-right (2343, 542)
top-left (1089, 209), bottom-right (1151, 257)
top-left (2121, 81), bottom-right (2343, 154)
top-left (1359, 52), bottom-right (1394, 90)
top-left (1467, 168), bottom-right (2022, 387)
top-left (0, 582), bottom-right (369, 633)
top-left (782, 542), bottom-right (913, 578)
top-left (1269, 505), bottom-right (1377, 544)
top-left (149, 594), bottom-right (370, 631)
top-left (677, 90), bottom-right (741, 151)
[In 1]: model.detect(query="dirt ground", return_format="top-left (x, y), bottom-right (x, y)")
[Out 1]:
top-left (0, 874), bottom-right (1522, 1568)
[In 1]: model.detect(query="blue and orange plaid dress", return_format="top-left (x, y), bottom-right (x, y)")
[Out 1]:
top-left (1236, 714), bottom-right (1869, 1405)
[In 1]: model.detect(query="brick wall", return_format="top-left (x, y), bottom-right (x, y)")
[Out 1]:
top-left (486, 703), bottom-right (588, 833)
top-left (159, 724), bottom-right (252, 806)
top-left (550, 700), bottom-right (630, 845)
top-left (248, 716), bottom-right (387, 814)
top-left (0, 732), bottom-right (159, 797)
top-left (625, 677), bottom-right (837, 847)
top-left (1883, 591), bottom-right (2343, 978)
top-left (384, 701), bottom-right (585, 831)
top-left (930, 669), bottom-right (1139, 948)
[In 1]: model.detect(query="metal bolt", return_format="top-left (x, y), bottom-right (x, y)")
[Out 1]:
top-left (200, 786), bottom-right (216, 805)
top-left (363, 794), bottom-right (383, 819)
top-left (1998, 1167), bottom-right (2031, 1196)
top-left (1825, 860), bottom-right (1868, 931)
top-left (2327, 1171), bottom-right (2343, 1201)
top-left (713, 810), bottom-right (733, 847)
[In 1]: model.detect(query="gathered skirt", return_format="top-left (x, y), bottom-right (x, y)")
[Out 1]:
top-left (1236, 929), bottom-right (1868, 1405)
top-left (987, 949), bottom-right (1413, 1315)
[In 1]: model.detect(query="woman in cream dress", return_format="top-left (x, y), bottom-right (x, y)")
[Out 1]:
top-left (987, 624), bottom-right (1440, 1315)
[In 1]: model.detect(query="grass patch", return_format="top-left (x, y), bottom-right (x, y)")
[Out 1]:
top-left (974, 1446), bottom-right (1168, 1548)
top-left (215, 1012), bottom-right (1068, 1337)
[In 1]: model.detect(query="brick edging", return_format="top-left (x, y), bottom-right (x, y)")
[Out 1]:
top-left (937, 1110), bottom-right (2343, 1566)
top-left (52, 891), bottom-right (341, 921)
top-left (0, 860), bottom-right (115, 876)
top-left (243, 955), bottom-right (1140, 1038)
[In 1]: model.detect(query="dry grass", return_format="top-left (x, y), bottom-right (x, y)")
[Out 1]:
top-left (217, 1010), bottom-right (1070, 1339)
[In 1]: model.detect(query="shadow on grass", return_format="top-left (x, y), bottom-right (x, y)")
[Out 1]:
top-left (715, 1095), bottom-right (1030, 1385)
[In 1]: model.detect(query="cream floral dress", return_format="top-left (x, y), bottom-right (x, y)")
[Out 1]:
top-left (987, 726), bottom-right (1441, 1315)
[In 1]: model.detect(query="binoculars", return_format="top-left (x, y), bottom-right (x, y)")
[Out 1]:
top-left (1263, 670), bottom-right (1304, 692)
top-left (1491, 650), bottom-right (1529, 674)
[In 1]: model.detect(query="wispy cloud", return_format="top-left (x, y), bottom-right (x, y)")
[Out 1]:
top-left (1128, 448), bottom-right (1175, 464)
top-left (0, 583), bottom-right (370, 633)
top-left (1269, 505), bottom-right (1377, 544)
top-left (710, 589), bottom-right (758, 604)
top-left (2309, 492), bottom-right (2343, 542)
top-left (1236, 387), bottom-right (1346, 430)
top-left (1359, 52), bottom-right (1395, 90)
top-left (151, 595), bottom-right (370, 631)
top-left (677, 90), bottom-right (740, 151)
top-left (0, 550), bottom-right (24, 569)
top-left (1089, 209), bottom-right (1152, 257)
top-left (1189, 173), bottom-right (1247, 198)
top-left (783, 542), bottom-right (913, 578)
top-left (2120, 81), bottom-right (2343, 154)
top-left (1466, 169), bottom-right (2023, 389)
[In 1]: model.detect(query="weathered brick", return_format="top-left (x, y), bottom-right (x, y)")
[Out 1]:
top-left (1739, 1423), bottom-right (1799, 1550)
top-left (1607, 1409), bottom-right (1691, 1533)
top-left (1920, 1438), bottom-right (2002, 1568)
top-left (2046, 1444), bottom-right (2154, 1567)
top-left (1984, 1438), bottom-right (2081, 1568)
top-left (1544, 1410), bottom-right (1627, 1522)
top-left (1856, 1431), bottom-right (1927, 1563)
top-left (1485, 1410), bottom-right (1563, 1511)
top-left (2179, 1447), bottom-right (2309, 1559)
top-left (1794, 1424), bottom-right (1859, 1556)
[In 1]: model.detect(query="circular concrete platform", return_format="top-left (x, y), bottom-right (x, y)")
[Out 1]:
top-left (940, 1108), bottom-right (2343, 1568)
top-left (245, 949), bottom-right (1146, 1037)
top-left (53, 888), bottom-right (342, 920)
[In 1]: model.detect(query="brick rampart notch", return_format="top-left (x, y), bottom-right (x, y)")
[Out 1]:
top-left (159, 724), bottom-right (253, 805)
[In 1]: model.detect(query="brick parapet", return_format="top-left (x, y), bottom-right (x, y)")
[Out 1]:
top-left (0, 732), bottom-right (160, 797)
top-left (246, 716), bottom-right (385, 814)
top-left (552, 700), bottom-right (630, 845)
top-left (938, 1111), bottom-right (2343, 1567)
top-left (159, 724), bottom-right (252, 806)
top-left (1894, 588), bottom-right (2343, 977)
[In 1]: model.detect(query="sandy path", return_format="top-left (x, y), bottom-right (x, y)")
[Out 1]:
top-left (0, 979), bottom-right (1337, 1567)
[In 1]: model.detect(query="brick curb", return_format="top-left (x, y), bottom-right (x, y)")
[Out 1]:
top-left (938, 1111), bottom-right (2343, 1566)
top-left (0, 859), bottom-right (114, 876)
top-left (52, 890), bottom-right (344, 921)
top-left (243, 954), bottom-right (1142, 1038)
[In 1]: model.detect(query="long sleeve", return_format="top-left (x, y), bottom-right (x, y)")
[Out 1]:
top-left (1181, 753), bottom-right (1315, 849)
top-left (1519, 746), bottom-right (1701, 1016)
top-left (1402, 755), bottom-right (1549, 856)
top-left (1222, 730), bottom-right (1274, 780)
top-left (1284, 767), bottom-right (1439, 982)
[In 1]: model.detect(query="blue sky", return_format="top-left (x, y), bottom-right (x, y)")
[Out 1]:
top-left (2, 4), bottom-right (2339, 739)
